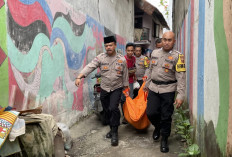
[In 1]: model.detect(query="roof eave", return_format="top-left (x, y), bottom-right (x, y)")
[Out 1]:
top-left (135, 0), bottom-right (170, 30)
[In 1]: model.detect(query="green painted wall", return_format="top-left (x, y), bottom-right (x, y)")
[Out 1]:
top-left (0, 3), bottom-right (8, 107)
top-left (214, 0), bottom-right (230, 155)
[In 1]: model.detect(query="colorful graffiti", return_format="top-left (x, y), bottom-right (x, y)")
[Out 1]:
top-left (0, 46), bottom-right (6, 66)
top-left (0, 0), bottom-right (4, 9)
top-left (176, 0), bottom-right (232, 156)
top-left (0, 0), bottom-right (8, 107)
top-left (0, 0), bottom-right (126, 124)
top-left (0, 0), bottom-right (6, 67)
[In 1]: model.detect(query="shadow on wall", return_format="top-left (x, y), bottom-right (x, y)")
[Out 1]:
top-left (204, 121), bottom-right (223, 157)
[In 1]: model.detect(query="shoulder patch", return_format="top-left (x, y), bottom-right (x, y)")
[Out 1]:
top-left (98, 53), bottom-right (106, 58)
top-left (176, 54), bottom-right (186, 72)
top-left (144, 56), bottom-right (149, 67)
top-left (174, 50), bottom-right (182, 54)
top-left (118, 59), bottom-right (123, 63)
top-left (168, 56), bottom-right (173, 60)
top-left (117, 53), bottom-right (123, 57)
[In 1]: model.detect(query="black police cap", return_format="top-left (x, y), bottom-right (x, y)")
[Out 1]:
top-left (104, 36), bottom-right (116, 44)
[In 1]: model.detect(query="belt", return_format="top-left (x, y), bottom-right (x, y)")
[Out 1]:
top-left (152, 80), bottom-right (177, 85)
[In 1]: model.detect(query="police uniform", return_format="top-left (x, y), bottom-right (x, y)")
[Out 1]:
top-left (135, 55), bottom-right (149, 80)
top-left (145, 48), bottom-right (186, 137)
top-left (81, 52), bottom-right (129, 127)
top-left (133, 55), bottom-right (149, 98)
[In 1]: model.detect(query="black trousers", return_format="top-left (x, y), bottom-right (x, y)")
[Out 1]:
top-left (133, 79), bottom-right (144, 98)
top-left (146, 90), bottom-right (175, 137)
top-left (100, 88), bottom-right (123, 127)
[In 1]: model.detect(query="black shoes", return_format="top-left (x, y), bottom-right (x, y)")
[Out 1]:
top-left (106, 126), bottom-right (112, 138)
top-left (111, 127), bottom-right (118, 146)
top-left (106, 130), bottom-right (112, 138)
top-left (122, 118), bottom-right (128, 124)
top-left (111, 132), bottom-right (118, 146)
top-left (153, 128), bottom-right (169, 153)
top-left (106, 126), bottom-right (118, 146)
top-left (152, 128), bottom-right (160, 141)
top-left (160, 136), bottom-right (169, 153)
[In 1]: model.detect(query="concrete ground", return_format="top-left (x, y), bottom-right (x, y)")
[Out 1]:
top-left (67, 114), bottom-right (183, 157)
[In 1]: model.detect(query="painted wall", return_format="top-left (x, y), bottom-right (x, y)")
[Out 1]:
top-left (173, 0), bottom-right (190, 34)
top-left (173, 0), bottom-right (232, 156)
top-left (0, 0), bottom-right (8, 107)
top-left (0, 0), bottom-right (134, 127)
top-left (68, 0), bottom-right (134, 42)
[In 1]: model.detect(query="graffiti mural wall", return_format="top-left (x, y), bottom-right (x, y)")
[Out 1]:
top-left (175, 0), bottom-right (232, 156)
top-left (0, 0), bottom-right (8, 106)
top-left (0, 0), bottom-right (128, 126)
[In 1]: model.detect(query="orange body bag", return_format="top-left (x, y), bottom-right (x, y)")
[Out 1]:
top-left (123, 82), bottom-right (150, 130)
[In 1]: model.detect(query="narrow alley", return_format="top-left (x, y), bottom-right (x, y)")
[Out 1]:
top-left (67, 114), bottom-right (183, 157)
top-left (0, 0), bottom-right (232, 156)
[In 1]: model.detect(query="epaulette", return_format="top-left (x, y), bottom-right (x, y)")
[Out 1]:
top-left (117, 53), bottom-right (124, 57)
top-left (95, 53), bottom-right (105, 61)
top-left (98, 52), bottom-right (106, 57)
top-left (174, 50), bottom-right (183, 55)
top-left (99, 53), bottom-right (108, 57)
top-left (154, 49), bottom-right (161, 53)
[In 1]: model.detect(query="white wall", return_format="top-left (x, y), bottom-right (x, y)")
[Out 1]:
top-left (66, 0), bottom-right (134, 42)
top-left (142, 13), bottom-right (155, 50)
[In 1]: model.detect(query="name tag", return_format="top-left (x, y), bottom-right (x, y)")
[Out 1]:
top-left (101, 63), bottom-right (109, 65)
top-left (165, 59), bottom-right (174, 64)
top-left (152, 56), bottom-right (159, 59)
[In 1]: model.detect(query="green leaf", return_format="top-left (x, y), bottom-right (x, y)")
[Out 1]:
top-left (177, 131), bottom-right (184, 135)
top-left (181, 135), bottom-right (186, 138)
top-left (183, 121), bottom-right (190, 127)
top-left (177, 125), bottom-right (185, 129)
top-left (174, 113), bottom-right (179, 116)
top-left (187, 144), bottom-right (200, 155)
top-left (183, 119), bottom-right (190, 124)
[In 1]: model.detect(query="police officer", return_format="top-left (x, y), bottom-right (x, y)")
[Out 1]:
top-left (75, 36), bottom-right (129, 146)
top-left (155, 38), bottom-right (163, 49)
top-left (133, 45), bottom-right (149, 98)
top-left (144, 31), bottom-right (186, 153)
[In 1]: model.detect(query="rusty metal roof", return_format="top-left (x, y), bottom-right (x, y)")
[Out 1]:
top-left (135, 0), bottom-right (170, 29)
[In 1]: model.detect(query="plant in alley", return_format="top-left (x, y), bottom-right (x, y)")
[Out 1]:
top-left (173, 107), bottom-right (200, 157)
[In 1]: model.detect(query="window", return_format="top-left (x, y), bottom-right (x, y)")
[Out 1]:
top-left (152, 21), bottom-right (160, 38)
top-left (135, 17), bottom-right (143, 29)
top-left (141, 27), bottom-right (150, 40)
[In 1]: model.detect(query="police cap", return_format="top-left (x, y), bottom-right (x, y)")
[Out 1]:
top-left (104, 36), bottom-right (116, 44)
